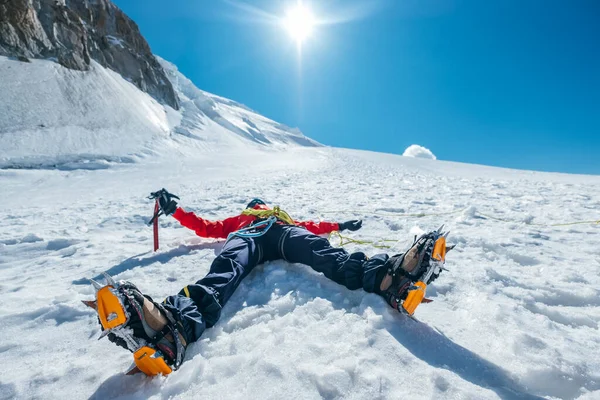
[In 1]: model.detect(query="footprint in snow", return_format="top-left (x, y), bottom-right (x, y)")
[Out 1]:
top-left (522, 301), bottom-right (598, 329)
top-left (46, 238), bottom-right (77, 251)
top-left (384, 220), bottom-right (403, 231)
top-left (506, 252), bottom-right (540, 266)
top-left (0, 233), bottom-right (44, 245)
top-left (1, 303), bottom-right (91, 326)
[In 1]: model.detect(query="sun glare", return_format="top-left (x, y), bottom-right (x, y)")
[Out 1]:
top-left (283, 4), bottom-right (315, 43)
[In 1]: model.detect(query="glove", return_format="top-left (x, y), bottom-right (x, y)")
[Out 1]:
top-left (338, 220), bottom-right (362, 232)
top-left (149, 188), bottom-right (179, 216)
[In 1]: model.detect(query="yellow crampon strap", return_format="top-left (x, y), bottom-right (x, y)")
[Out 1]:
top-left (242, 206), bottom-right (296, 226)
top-left (328, 231), bottom-right (397, 249)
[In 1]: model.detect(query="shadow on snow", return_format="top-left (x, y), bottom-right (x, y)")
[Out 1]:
top-left (72, 242), bottom-right (224, 285)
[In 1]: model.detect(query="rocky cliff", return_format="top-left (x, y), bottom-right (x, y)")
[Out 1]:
top-left (0, 0), bottom-right (179, 109)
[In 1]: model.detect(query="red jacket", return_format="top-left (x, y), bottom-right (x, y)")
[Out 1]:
top-left (172, 205), bottom-right (339, 239)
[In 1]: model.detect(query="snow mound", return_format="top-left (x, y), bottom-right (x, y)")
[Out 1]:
top-left (403, 144), bottom-right (437, 160)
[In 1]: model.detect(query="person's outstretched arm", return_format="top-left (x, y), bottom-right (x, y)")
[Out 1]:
top-left (295, 219), bottom-right (362, 235)
top-left (173, 208), bottom-right (251, 239)
top-left (151, 188), bottom-right (250, 239)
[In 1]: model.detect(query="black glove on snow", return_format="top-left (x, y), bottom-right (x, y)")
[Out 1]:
top-left (149, 188), bottom-right (179, 216)
top-left (338, 220), bottom-right (363, 232)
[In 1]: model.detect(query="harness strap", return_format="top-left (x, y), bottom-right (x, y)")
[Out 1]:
top-left (228, 216), bottom-right (278, 239)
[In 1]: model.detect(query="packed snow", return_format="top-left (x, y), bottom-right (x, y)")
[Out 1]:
top-left (1, 146), bottom-right (600, 399)
top-left (1, 55), bottom-right (600, 400)
top-left (403, 144), bottom-right (437, 160)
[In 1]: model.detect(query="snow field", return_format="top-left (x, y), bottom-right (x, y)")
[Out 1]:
top-left (1, 148), bottom-right (599, 399)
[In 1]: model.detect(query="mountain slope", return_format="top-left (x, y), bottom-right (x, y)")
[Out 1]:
top-left (158, 57), bottom-right (320, 150)
top-left (0, 0), bottom-right (178, 108)
top-left (0, 147), bottom-right (598, 400)
top-left (0, 56), bottom-right (170, 169)
top-left (0, 55), bottom-right (319, 168)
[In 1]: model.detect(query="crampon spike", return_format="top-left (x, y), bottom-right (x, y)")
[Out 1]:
top-left (98, 329), bottom-right (111, 340)
top-left (125, 362), bottom-right (141, 375)
top-left (82, 299), bottom-right (97, 310)
top-left (102, 272), bottom-right (117, 287)
top-left (90, 279), bottom-right (103, 292)
top-left (437, 224), bottom-right (445, 233)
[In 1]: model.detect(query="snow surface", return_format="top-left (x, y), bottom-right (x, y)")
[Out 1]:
top-left (403, 144), bottom-right (437, 160)
top-left (1, 54), bottom-right (600, 400)
top-left (1, 146), bottom-right (600, 400)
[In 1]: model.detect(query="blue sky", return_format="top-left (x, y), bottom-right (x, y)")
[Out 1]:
top-left (113, 0), bottom-right (599, 174)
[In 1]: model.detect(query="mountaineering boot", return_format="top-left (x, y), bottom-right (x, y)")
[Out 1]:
top-left (377, 228), bottom-right (453, 316)
top-left (83, 274), bottom-right (187, 376)
top-left (378, 256), bottom-right (414, 310)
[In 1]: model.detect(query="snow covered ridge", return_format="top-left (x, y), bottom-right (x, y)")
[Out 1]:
top-left (0, 56), bottom-right (319, 169)
top-left (157, 57), bottom-right (320, 149)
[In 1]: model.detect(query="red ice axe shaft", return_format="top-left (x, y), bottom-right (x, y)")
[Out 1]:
top-left (153, 199), bottom-right (159, 252)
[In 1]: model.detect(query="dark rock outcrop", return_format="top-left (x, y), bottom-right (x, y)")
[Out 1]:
top-left (0, 0), bottom-right (179, 109)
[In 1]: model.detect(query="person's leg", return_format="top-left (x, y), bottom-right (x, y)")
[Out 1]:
top-left (162, 235), bottom-right (263, 343)
top-left (274, 225), bottom-right (389, 292)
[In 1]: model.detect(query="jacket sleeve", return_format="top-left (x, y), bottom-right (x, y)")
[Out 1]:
top-left (172, 208), bottom-right (244, 239)
top-left (295, 220), bottom-right (340, 235)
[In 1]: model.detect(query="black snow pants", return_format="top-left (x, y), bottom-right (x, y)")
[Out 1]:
top-left (163, 224), bottom-right (389, 344)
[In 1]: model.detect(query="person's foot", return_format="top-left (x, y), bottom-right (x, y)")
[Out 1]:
top-left (83, 274), bottom-right (187, 375)
top-left (378, 254), bottom-right (415, 310)
top-left (378, 229), bottom-right (450, 314)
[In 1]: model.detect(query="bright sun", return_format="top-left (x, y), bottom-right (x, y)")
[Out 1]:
top-left (283, 4), bottom-right (315, 43)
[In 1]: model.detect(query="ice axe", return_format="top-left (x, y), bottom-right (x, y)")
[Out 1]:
top-left (147, 189), bottom-right (180, 252)
top-left (150, 199), bottom-right (160, 251)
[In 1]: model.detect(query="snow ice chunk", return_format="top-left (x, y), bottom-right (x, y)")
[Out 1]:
top-left (463, 205), bottom-right (478, 219)
top-left (21, 233), bottom-right (43, 243)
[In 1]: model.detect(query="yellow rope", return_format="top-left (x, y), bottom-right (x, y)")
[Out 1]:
top-left (320, 208), bottom-right (599, 229)
top-left (547, 220), bottom-right (600, 227)
top-left (328, 231), bottom-right (396, 249)
top-left (321, 208), bottom-right (466, 218)
top-left (236, 205), bottom-right (598, 251)
top-left (322, 207), bottom-right (599, 251)
top-left (477, 212), bottom-right (600, 227)
top-left (242, 206), bottom-right (296, 225)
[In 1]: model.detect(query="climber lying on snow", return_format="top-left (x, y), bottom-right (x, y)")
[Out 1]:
top-left (84, 189), bottom-right (451, 376)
